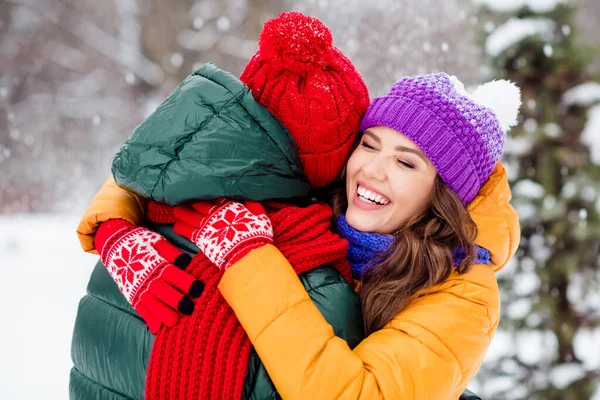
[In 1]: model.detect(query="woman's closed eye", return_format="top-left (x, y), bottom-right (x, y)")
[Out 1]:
top-left (396, 159), bottom-right (415, 169)
top-left (361, 140), bottom-right (415, 168)
top-left (360, 141), bottom-right (376, 150)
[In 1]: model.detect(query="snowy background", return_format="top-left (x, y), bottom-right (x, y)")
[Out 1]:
top-left (1, 0), bottom-right (599, 399)
top-left (0, 215), bottom-right (96, 399)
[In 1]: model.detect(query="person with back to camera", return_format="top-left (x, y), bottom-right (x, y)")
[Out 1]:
top-left (72, 12), bottom-right (369, 400)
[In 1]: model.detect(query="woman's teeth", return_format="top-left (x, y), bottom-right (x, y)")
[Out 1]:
top-left (357, 185), bottom-right (390, 205)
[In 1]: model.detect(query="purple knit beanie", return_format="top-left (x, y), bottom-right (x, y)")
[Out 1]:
top-left (360, 72), bottom-right (521, 204)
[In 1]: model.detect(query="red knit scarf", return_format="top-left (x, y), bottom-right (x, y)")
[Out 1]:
top-left (144, 200), bottom-right (351, 400)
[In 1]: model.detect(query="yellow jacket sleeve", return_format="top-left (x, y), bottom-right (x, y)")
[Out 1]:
top-left (219, 244), bottom-right (499, 400)
top-left (76, 176), bottom-right (146, 254)
top-left (219, 162), bottom-right (518, 399)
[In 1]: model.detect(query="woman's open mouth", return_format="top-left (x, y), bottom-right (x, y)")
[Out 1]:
top-left (353, 184), bottom-right (391, 210)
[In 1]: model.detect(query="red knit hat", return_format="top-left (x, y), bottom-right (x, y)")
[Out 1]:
top-left (240, 12), bottom-right (370, 188)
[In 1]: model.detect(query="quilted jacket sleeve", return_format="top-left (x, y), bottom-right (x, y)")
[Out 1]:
top-left (76, 176), bottom-right (147, 254)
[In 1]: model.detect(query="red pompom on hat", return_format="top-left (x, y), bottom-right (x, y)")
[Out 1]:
top-left (258, 11), bottom-right (333, 76)
top-left (240, 12), bottom-right (370, 188)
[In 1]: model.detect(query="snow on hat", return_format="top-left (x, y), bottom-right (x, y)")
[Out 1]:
top-left (360, 73), bottom-right (521, 204)
top-left (240, 12), bottom-right (370, 188)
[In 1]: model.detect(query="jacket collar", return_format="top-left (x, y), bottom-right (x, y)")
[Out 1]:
top-left (468, 161), bottom-right (520, 272)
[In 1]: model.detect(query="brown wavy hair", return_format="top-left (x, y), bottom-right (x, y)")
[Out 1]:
top-left (330, 166), bottom-right (478, 335)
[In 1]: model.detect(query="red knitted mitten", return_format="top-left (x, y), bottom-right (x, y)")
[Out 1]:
top-left (173, 199), bottom-right (273, 270)
top-left (95, 219), bottom-right (204, 333)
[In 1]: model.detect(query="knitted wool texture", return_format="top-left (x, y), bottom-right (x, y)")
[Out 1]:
top-left (336, 215), bottom-right (394, 279)
top-left (144, 201), bottom-right (351, 400)
top-left (240, 12), bottom-right (370, 188)
top-left (336, 215), bottom-right (491, 279)
top-left (147, 201), bottom-right (178, 224)
top-left (360, 73), bottom-right (506, 204)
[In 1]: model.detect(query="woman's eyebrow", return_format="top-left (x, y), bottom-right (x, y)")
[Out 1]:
top-left (394, 145), bottom-right (428, 162)
top-left (363, 130), bottom-right (380, 143)
top-left (364, 129), bottom-right (428, 162)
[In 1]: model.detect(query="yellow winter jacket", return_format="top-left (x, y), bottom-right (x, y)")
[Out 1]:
top-left (76, 162), bottom-right (519, 399)
top-left (218, 161), bottom-right (519, 400)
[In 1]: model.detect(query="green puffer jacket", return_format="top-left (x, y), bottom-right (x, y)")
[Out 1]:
top-left (112, 62), bottom-right (311, 205)
top-left (70, 222), bottom-right (364, 400)
top-left (69, 63), bottom-right (364, 400)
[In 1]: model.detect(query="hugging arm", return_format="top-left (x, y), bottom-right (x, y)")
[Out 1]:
top-left (219, 244), bottom-right (499, 400)
top-left (77, 176), bottom-right (147, 254)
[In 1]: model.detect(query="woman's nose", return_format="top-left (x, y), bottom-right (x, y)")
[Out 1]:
top-left (362, 158), bottom-right (386, 181)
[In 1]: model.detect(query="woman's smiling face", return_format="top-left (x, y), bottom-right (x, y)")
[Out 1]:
top-left (345, 126), bottom-right (438, 234)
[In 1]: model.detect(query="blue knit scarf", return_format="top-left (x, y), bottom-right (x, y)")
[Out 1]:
top-left (336, 215), bottom-right (491, 279)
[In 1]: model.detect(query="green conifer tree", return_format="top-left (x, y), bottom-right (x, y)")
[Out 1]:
top-left (474, 2), bottom-right (600, 399)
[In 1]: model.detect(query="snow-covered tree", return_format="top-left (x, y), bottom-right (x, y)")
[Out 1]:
top-left (0, 0), bottom-right (281, 213)
top-left (1, 0), bottom-right (489, 214)
top-left (473, 1), bottom-right (600, 398)
top-left (289, 0), bottom-right (481, 96)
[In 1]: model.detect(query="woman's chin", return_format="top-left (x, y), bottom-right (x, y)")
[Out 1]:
top-left (346, 208), bottom-right (399, 235)
top-left (346, 210), bottom-right (376, 233)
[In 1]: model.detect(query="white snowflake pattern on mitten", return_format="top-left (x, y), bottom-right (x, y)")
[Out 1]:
top-left (103, 228), bottom-right (166, 305)
top-left (191, 201), bottom-right (273, 268)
